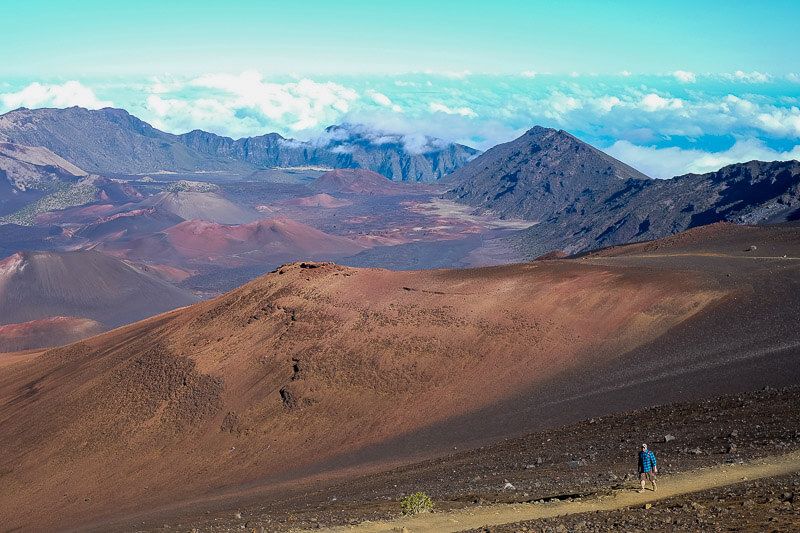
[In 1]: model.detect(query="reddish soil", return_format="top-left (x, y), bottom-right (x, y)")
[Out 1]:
top-left (313, 169), bottom-right (412, 195)
top-left (279, 193), bottom-right (353, 208)
top-left (0, 316), bottom-right (104, 352)
top-left (111, 218), bottom-right (368, 266)
top-left (1, 223), bottom-right (799, 530)
top-left (586, 221), bottom-right (800, 258)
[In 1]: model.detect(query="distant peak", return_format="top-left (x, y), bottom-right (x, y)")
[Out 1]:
top-left (524, 125), bottom-right (560, 136)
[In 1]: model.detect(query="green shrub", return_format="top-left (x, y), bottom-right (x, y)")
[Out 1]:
top-left (400, 491), bottom-right (434, 515)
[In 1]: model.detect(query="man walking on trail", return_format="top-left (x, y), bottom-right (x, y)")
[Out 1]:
top-left (638, 443), bottom-right (657, 492)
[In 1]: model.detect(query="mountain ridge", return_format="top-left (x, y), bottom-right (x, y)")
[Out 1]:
top-left (444, 126), bottom-right (800, 255)
top-left (0, 106), bottom-right (478, 181)
top-left (446, 125), bottom-right (650, 222)
top-left (506, 158), bottom-right (800, 256)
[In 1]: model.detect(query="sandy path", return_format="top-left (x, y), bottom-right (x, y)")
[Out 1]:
top-left (585, 253), bottom-right (800, 260)
top-left (308, 450), bottom-right (800, 533)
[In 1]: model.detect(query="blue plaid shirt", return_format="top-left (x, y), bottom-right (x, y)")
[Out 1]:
top-left (639, 450), bottom-right (657, 473)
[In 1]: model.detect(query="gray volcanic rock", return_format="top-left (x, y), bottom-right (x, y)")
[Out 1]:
top-left (313, 124), bottom-right (480, 182)
top-left (446, 126), bottom-right (800, 256)
top-left (0, 107), bottom-right (478, 181)
top-left (509, 159), bottom-right (800, 256)
top-left (180, 123), bottom-right (479, 182)
top-left (178, 130), bottom-right (311, 169)
top-left (0, 107), bottom-right (249, 175)
top-left (446, 126), bottom-right (650, 221)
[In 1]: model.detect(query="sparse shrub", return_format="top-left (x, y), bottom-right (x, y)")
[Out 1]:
top-left (400, 491), bottom-right (434, 515)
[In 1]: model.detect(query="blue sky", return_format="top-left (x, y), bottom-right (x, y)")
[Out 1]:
top-left (2, 0), bottom-right (800, 177)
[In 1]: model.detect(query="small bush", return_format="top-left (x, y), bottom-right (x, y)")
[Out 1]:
top-left (400, 491), bottom-right (434, 515)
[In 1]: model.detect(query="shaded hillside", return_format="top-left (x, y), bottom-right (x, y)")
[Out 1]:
top-left (0, 224), bottom-right (71, 258)
top-left (443, 127), bottom-right (800, 256)
top-left (446, 126), bottom-right (650, 221)
top-left (74, 206), bottom-right (185, 242)
top-left (0, 250), bottom-right (197, 327)
top-left (0, 107), bottom-right (249, 174)
top-left (2, 222), bottom-right (799, 529)
top-left (508, 159), bottom-right (800, 257)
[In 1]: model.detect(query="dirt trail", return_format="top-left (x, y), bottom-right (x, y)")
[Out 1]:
top-left (309, 450), bottom-right (800, 533)
top-left (589, 253), bottom-right (800, 260)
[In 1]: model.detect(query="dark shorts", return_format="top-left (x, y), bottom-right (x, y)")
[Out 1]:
top-left (640, 471), bottom-right (656, 480)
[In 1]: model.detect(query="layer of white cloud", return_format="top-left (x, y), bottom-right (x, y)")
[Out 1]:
top-left (593, 96), bottom-right (621, 113)
top-left (366, 90), bottom-right (402, 112)
top-left (607, 138), bottom-right (800, 178)
top-left (429, 101), bottom-right (477, 117)
top-left (727, 70), bottom-right (771, 83)
top-left (4, 73), bottom-right (798, 176)
top-left (187, 71), bottom-right (359, 132)
top-left (0, 81), bottom-right (112, 111)
top-left (673, 70), bottom-right (696, 83)
top-left (640, 93), bottom-right (684, 112)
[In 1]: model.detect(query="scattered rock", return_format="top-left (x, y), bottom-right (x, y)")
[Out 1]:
top-left (503, 481), bottom-right (516, 490)
top-left (234, 510), bottom-right (242, 519)
top-left (644, 503), bottom-right (653, 509)
top-left (727, 443), bottom-right (738, 453)
top-left (664, 434), bottom-right (676, 442)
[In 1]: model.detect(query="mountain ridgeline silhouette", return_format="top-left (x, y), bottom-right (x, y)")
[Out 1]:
top-left (0, 107), bottom-right (478, 181)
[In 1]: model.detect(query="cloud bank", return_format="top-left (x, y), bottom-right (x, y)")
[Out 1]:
top-left (607, 139), bottom-right (800, 178)
top-left (1, 72), bottom-right (799, 178)
top-left (1, 81), bottom-right (112, 110)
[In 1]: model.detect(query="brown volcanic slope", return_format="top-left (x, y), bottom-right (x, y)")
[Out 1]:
top-left (0, 316), bottom-right (104, 352)
top-left (586, 220), bottom-right (800, 258)
top-left (109, 217), bottom-right (368, 266)
top-left (0, 250), bottom-right (198, 328)
top-left (142, 190), bottom-right (256, 224)
top-left (279, 192), bottom-right (353, 208)
top-left (1, 224), bottom-right (799, 530)
top-left (312, 168), bottom-right (409, 195)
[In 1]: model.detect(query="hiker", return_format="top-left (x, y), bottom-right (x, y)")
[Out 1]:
top-left (638, 443), bottom-right (658, 492)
